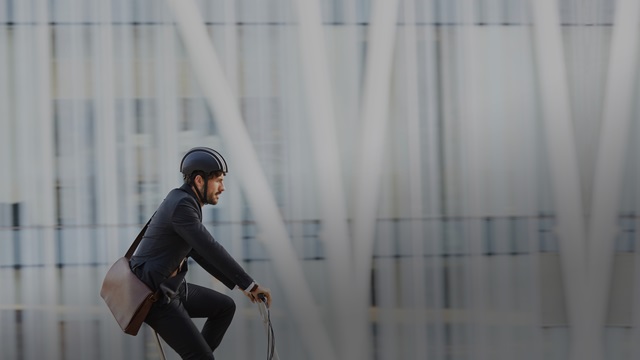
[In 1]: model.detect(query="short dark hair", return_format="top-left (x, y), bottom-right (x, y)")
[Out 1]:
top-left (184, 170), bottom-right (225, 185)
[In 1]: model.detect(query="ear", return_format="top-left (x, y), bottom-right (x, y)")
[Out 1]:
top-left (194, 174), bottom-right (205, 186)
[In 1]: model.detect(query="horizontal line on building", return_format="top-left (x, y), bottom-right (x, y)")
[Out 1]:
top-left (0, 21), bottom-right (614, 27)
top-left (0, 214), bottom-right (558, 231)
top-left (0, 251), bottom-right (571, 270)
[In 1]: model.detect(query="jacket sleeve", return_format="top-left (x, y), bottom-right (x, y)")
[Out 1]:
top-left (171, 197), bottom-right (253, 290)
top-left (188, 249), bottom-right (237, 289)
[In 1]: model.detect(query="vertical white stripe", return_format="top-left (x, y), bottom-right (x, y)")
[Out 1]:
top-left (337, 0), bottom-right (361, 192)
top-left (523, 16), bottom-right (548, 350)
top-left (138, 21), bottom-right (155, 218)
top-left (530, 1), bottom-right (593, 360)
top-left (109, 0), bottom-right (130, 227)
top-left (34, 0), bottom-right (56, 255)
top-left (526, 217), bottom-right (544, 360)
top-left (588, 1), bottom-right (640, 359)
top-left (70, 1), bottom-right (93, 358)
top-left (421, 1), bottom-right (445, 357)
top-left (12, 14), bottom-right (34, 356)
top-left (376, 221), bottom-right (397, 360)
top-left (0, 29), bottom-right (9, 349)
top-left (157, 3), bottom-right (179, 196)
top-left (34, 0), bottom-right (60, 358)
top-left (94, 0), bottom-right (118, 227)
top-left (458, 2), bottom-right (491, 359)
top-left (466, 219), bottom-right (489, 360)
top-left (13, 2), bottom-right (45, 358)
top-left (92, 2), bottom-right (122, 356)
top-left (117, 1), bottom-right (139, 234)
top-left (634, 216), bottom-right (640, 357)
top-left (103, 4), bottom-right (136, 355)
top-left (351, 1), bottom-right (400, 357)
top-left (400, 0), bottom-right (428, 358)
top-left (495, 219), bottom-right (516, 360)
top-left (0, 269), bottom-right (17, 359)
top-left (293, 1), bottom-right (358, 358)
top-left (219, 2), bottom-right (249, 358)
top-left (277, 16), bottom-right (325, 358)
top-left (0, 14), bottom-right (11, 206)
top-left (589, 0), bottom-right (640, 330)
top-left (14, 0), bottom-right (36, 260)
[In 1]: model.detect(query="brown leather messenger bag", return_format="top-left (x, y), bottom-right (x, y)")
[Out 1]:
top-left (100, 215), bottom-right (159, 336)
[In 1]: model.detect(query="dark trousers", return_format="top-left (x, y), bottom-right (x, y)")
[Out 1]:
top-left (145, 283), bottom-right (236, 360)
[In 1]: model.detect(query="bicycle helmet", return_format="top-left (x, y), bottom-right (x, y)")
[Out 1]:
top-left (180, 147), bottom-right (228, 204)
top-left (180, 147), bottom-right (228, 175)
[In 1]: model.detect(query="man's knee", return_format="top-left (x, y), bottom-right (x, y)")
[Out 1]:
top-left (224, 295), bottom-right (236, 316)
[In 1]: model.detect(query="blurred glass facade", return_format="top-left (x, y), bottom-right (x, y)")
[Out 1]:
top-left (0, 0), bottom-right (638, 359)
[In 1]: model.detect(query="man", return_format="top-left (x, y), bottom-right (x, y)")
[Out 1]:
top-left (131, 147), bottom-right (271, 359)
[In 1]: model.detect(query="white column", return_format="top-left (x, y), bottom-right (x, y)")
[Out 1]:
top-left (66, 1), bottom-right (93, 358)
top-left (526, 216), bottom-right (544, 360)
top-left (35, 1), bottom-right (60, 358)
top-left (0, 5), bottom-right (12, 207)
top-left (420, 1), bottom-right (445, 357)
top-left (157, 3), bottom-right (179, 195)
top-left (94, 0), bottom-right (119, 234)
top-left (14, 0), bottom-right (60, 358)
top-left (634, 215), bottom-right (640, 357)
top-left (217, 2), bottom-right (250, 359)
top-left (101, 1), bottom-right (134, 357)
top-left (530, 1), bottom-right (593, 360)
top-left (166, 1), bottom-right (337, 359)
top-left (13, 0), bottom-right (37, 263)
top-left (457, 2), bottom-right (492, 358)
top-left (35, 2), bottom-right (61, 227)
top-left (93, 5), bottom-right (121, 358)
top-left (588, 1), bottom-right (640, 359)
top-left (292, 2), bottom-right (358, 359)
top-left (399, 0), bottom-right (428, 358)
top-left (114, 0), bottom-right (138, 232)
top-left (352, 0), bottom-right (400, 278)
top-left (137, 20), bottom-right (155, 218)
top-left (351, 1), bottom-right (400, 357)
top-left (13, 8), bottom-right (37, 355)
top-left (0, 28), bottom-right (11, 355)
top-left (375, 219), bottom-right (398, 360)
top-left (335, 0), bottom-right (361, 185)
top-left (33, 0), bottom-right (56, 299)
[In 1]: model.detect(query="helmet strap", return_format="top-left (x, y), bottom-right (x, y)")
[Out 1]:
top-left (201, 177), bottom-right (209, 205)
top-left (192, 173), bottom-right (208, 205)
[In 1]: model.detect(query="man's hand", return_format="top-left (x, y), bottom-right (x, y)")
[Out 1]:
top-left (247, 284), bottom-right (272, 308)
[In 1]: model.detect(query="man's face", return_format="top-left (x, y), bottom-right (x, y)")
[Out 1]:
top-left (206, 173), bottom-right (225, 205)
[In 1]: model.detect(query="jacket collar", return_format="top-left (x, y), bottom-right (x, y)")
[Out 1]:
top-left (179, 183), bottom-right (203, 208)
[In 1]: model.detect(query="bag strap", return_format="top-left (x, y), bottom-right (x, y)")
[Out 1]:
top-left (123, 210), bottom-right (180, 303)
top-left (125, 212), bottom-right (156, 259)
top-left (124, 211), bottom-right (184, 302)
